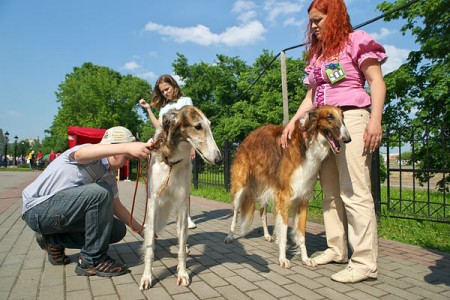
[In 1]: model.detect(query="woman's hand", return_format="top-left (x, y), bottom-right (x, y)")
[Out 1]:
top-left (361, 58), bottom-right (385, 154)
top-left (364, 117), bottom-right (382, 153)
top-left (281, 121), bottom-right (296, 148)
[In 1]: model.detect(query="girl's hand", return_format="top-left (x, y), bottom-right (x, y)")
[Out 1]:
top-left (190, 148), bottom-right (196, 160)
top-left (139, 99), bottom-right (150, 109)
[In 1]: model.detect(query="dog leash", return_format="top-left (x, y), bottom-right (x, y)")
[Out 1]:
top-left (129, 138), bottom-right (173, 234)
top-left (129, 157), bottom-right (150, 234)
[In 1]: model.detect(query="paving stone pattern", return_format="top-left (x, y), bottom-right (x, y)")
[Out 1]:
top-left (0, 171), bottom-right (449, 299)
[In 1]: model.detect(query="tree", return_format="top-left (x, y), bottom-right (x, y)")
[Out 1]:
top-left (172, 53), bottom-right (250, 132)
top-left (172, 51), bottom-right (307, 146)
top-left (378, 0), bottom-right (449, 191)
top-left (44, 62), bottom-right (151, 151)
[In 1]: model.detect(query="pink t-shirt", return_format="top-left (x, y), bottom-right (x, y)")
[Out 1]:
top-left (304, 30), bottom-right (388, 108)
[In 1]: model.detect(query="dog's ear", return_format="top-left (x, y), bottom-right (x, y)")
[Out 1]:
top-left (162, 109), bottom-right (183, 149)
top-left (304, 109), bottom-right (318, 130)
top-left (162, 109), bottom-right (179, 132)
top-left (305, 109), bottom-right (317, 128)
top-left (308, 109), bottom-right (317, 121)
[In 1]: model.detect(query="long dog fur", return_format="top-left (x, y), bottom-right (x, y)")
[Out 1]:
top-left (224, 105), bottom-right (351, 268)
top-left (140, 106), bottom-right (222, 290)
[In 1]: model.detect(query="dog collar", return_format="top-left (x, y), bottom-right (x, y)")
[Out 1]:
top-left (163, 156), bottom-right (183, 166)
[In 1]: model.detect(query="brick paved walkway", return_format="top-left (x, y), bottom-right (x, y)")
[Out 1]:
top-left (0, 171), bottom-right (449, 299)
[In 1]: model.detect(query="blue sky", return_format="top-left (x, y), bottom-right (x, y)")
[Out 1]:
top-left (0, 0), bottom-right (415, 142)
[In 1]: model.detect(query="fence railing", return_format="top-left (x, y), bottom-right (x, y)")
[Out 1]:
top-left (192, 126), bottom-right (449, 223)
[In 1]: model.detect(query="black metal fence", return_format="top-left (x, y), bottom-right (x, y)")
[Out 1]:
top-left (192, 125), bottom-right (449, 223)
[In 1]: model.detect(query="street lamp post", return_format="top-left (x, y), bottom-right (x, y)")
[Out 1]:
top-left (3, 131), bottom-right (9, 167)
top-left (14, 136), bottom-right (18, 165)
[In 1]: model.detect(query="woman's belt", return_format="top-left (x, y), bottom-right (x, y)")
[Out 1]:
top-left (339, 105), bottom-right (370, 112)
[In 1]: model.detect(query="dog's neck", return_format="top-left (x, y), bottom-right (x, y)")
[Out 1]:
top-left (162, 156), bottom-right (183, 166)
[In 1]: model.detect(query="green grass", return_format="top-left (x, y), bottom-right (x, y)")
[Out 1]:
top-left (0, 166), bottom-right (34, 172)
top-left (191, 184), bottom-right (231, 203)
top-left (191, 184), bottom-right (450, 253)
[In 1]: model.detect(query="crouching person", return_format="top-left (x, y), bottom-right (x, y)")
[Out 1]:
top-left (22, 126), bottom-right (153, 277)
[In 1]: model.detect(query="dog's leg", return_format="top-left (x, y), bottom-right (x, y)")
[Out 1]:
top-left (260, 205), bottom-right (273, 242)
top-left (295, 201), bottom-right (316, 267)
top-left (140, 197), bottom-right (158, 290)
top-left (225, 188), bottom-right (244, 243)
top-left (224, 205), bottom-right (239, 243)
top-left (176, 199), bottom-right (190, 286)
top-left (275, 197), bottom-right (291, 268)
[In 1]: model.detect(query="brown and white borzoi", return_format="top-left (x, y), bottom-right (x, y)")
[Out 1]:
top-left (224, 105), bottom-right (351, 268)
top-left (140, 106), bottom-right (222, 290)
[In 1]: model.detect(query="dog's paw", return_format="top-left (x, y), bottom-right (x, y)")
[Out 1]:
top-left (224, 234), bottom-right (234, 243)
top-left (177, 269), bottom-right (190, 286)
top-left (139, 275), bottom-right (153, 290)
top-left (264, 234), bottom-right (274, 242)
top-left (279, 258), bottom-right (291, 269)
top-left (302, 258), bottom-right (318, 267)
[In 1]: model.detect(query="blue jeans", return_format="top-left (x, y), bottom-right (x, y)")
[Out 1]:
top-left (23, 182), bottom-right (126, 264)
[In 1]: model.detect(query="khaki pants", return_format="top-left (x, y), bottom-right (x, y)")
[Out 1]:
top-left (319, 109), bottom-right (378, 278)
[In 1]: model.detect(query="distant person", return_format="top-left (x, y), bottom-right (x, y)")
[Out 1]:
top-left (139, 74), bottom-right (197, 229)
top-left (36, 150), bottom-right (44, 169)
top-left (22, 126), bottom-right (154, 277)
top-left (27, 151), bottom-right (35, 169)
top-left (49, 150), bottom-right (56, 163)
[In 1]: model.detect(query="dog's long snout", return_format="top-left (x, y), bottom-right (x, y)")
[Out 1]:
top-left (344, 135), bottom-right (352, 144)
top-left (214, 150), bottom-right (223, 164)
top-left (341, 125), bottom-right (352, 143)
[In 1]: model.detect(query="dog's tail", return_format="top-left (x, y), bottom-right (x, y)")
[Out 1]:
top-left (231, 186), bottom-right (256, 236)
top-left (238, 189), bottom-right (256, 236)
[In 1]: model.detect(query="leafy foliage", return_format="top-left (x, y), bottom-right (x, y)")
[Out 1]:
top-left (378, 0), bottom-right (449, 191)
top-left (172, 50), bottom-right (307, 146)
top-left (43, 62), bottom-right (151, 152)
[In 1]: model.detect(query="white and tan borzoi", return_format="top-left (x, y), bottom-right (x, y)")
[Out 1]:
top-left (224, 105), bottom-right (351, 268)
top-left (140, 106), bottom-right (222, 290)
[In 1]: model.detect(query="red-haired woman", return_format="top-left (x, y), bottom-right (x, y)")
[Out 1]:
top-left (281, 0), bottom-right (387, 283)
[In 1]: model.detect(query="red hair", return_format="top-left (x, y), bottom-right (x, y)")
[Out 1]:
top-left (305, 0), bottom-right (353, 62)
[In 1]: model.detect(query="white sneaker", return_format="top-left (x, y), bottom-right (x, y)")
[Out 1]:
top-left (187, 216), bottom-right (196, 229)
top-left (331, 267), bottom-right (373, 283)
top-left (311, 252), bottom-right (348, 265)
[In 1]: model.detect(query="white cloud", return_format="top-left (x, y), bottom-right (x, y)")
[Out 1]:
top-left (263, 0), bottom-right (304, 23)
top-left (369, 27), bottom-right (394, 41)
top-left (232, 0), bottom-right (256, 13)
top-left (283, 17), bottom-right (305, 28)
top-left (382, 44), bottom-right (410, 75)
top-left (135, 71), bottom-right (156, 80)
top-left (172, 74), bottom-right (185, 86)
top-left (144, 20), bottom-right (266, 47)
top-left (5, 109), bottom-right (23, 117)
top-left (237, 10), bottom-right (258, 23)
top-left (122, 60), bottom-right (141, 71)
top-left (232, 0), bottom-right (257, 23)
